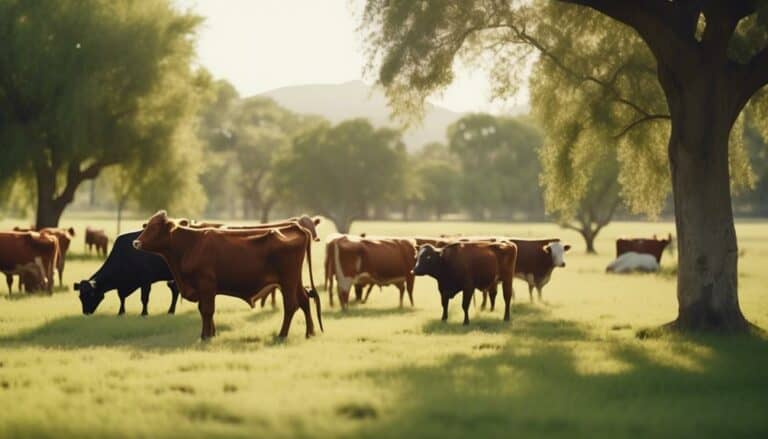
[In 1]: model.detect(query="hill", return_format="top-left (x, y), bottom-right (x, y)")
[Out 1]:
top-left (260, 80), bottom-right (462, 151)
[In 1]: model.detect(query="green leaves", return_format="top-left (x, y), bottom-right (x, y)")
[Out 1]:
top-left (273, 119), bottom-right (407, 232)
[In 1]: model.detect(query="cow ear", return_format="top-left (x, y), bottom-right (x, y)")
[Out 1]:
top-left (542, 244), bottom-right (551, 254)
top-left (313, 217), bottom-right (321, 225)
top-left (68, 227), bottom-right (75, 237)
top-left (141, 223), bottom-right (147, 229)
top-left (178, 219), bottom-right (190, 227)
top-left (73, 282), bottom-right (80, 291)
top-left (564, 244), bottom-right (572, 252)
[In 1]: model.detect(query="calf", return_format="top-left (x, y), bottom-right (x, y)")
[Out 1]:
top-left (616, 234), bottom-right (672, 263)
top-left (331, 235), bottom-right (417, 310)
top-left (74, 230), bottom-right (180, 316)
top-left (133, 211), bottom-right (322, 340)
top-left (85, 227), bottom-right (109, 256)
top-left (0, 232), bottom-right (58, 294)
top-left (413, 241), bottom-right (517, 324)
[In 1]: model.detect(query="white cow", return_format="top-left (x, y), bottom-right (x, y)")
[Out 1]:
top-left (606, 252), bottom-right (660, 274)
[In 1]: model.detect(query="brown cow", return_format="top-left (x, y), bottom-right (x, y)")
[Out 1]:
top-left (133, 211), bottom-right (322, 340)
top-left (174, 216), bottom-right (322, 309)
top-left (616, 233), bottom-right (672, 263)
top-left (331, 235), bottom-right (417, 310)
top-left (413, 241), bottom-right (517, 324)
top-left (0, 232), bottom-right (59, 294)
top-left (13, 226), bottom-right (75, 286)
top-left (324, 233), bottom-right (379, 307)
top-left (85, 227), bottom-right (109, 256)
top-left (450, 236), bottom-right (570, 305)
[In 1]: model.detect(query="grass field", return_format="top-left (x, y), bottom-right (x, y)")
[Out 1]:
top-left (1, 216), bottom-right (767, 438)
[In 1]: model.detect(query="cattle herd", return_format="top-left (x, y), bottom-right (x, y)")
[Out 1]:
top-left (0, 211), bottom-right (673, 340)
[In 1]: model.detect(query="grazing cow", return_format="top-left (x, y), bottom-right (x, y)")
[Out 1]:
top-left (324, 233), bottom-right (378, 306)
top-left (85, 227), bottom-right (109, 256)
top-left (413, 241), bottom-right (517, 324)
top-left (606, 252), bottom-right (660, 273)
top-left (616, 234), bottom-right (672, 264)
top-left (0, 232), bottom-right (58, 294)
top-left (133, 211), bottom-right (322, 340)
top-left (74, 230), bottom-right (180, 316)
top-left (331, 235), bottom-right (417, 309)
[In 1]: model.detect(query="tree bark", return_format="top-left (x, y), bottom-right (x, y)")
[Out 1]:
top-left (34, 166), bottom-right (67, 229)
top-left (581, 228), bottom-right (596, 254)
top-left (664, 73), bottom-right (749, 332)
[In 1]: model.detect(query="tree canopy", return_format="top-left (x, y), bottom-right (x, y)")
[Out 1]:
top-left (273, 118), bottom-right (407, 233)
top-left (0, 0), bottom-right (205, 227)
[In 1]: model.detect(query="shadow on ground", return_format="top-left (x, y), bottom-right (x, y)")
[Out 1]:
top-left (338, 306), bottom-right (768, 439)
top-left (323, 306), bottom-right (417, 319)
top-left (0, 311), bottom-right (224, 350)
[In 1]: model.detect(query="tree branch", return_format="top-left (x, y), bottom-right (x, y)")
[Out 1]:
top-left (613, 114), bottom-right (671, 139)
top-left (739, 46), bottom-right (768, 106)
top-left (557, 0), bottom-right (699, 77)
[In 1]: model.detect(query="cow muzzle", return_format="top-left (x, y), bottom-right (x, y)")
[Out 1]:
top-left (132, 240), bottom-right (142, 250)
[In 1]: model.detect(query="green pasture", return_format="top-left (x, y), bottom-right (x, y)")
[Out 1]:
top-left (0, 217), bottom-right (767, 438)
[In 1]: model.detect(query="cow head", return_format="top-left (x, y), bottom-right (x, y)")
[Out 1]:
top-left (134, 210), bottom-right (174, 252)
top-left (544, 242), bottom-right (571, 268)
top-left (413, 244), bottom-right (442, 276)
top-left (74, 280), bottom-right (104, 315)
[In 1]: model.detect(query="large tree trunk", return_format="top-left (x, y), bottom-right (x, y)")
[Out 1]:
top-left (35, 168), bottom-right (66, 229)
top-left (665, 75), bottom-right (749, 332)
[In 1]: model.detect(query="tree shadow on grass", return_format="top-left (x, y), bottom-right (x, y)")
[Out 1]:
top-left (324, 306), bottom-right (417, 319)
top-left (341, 309), bottom-right (768, 439)
top-left (0, 311), bottom-right (229, 350)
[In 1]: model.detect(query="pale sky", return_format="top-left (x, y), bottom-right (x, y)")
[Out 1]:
top-left (178, 0), bottom-right (528, 114)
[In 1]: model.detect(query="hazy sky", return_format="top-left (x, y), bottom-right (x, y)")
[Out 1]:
top-left (179, 0), bottom-right (527, 114)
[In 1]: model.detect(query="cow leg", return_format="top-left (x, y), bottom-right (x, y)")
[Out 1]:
top-left (537, 285), bottom-right (543, 302)
top-left (502, 279), bottom-right (513, 322)
top-left (528, 283), bottom-right (534, 303)
top-left (362, 284), bottom-right (374, 304)
top-left (278, 281), bottom-right (300, 338)
top-left (328, 274), bottom-right (334, 308)
top-left (480, 291), bottom-right (488, 310)
top-left (167, 281), bottom-right (179, 314)
top-left (117, 291), bottom-right (127, 315)
top-left (354, 284), bottom-right (364, 302)
top-left (406, 276), bottom-right (415, 307)
top-left (5, 274), bottom-right (12, 295)
top-left (337, 284), bottom-right (350, 311)
top-left (140, 285), bottom-right (150, 316)
top-left (489, 285), bottom-right (498, 312)
top-left (198, 295), bottom-right (216, 340)
top-left (260, 293), bottom-right (268, 308)
top-left (462, 289), bottom-right (473, 325)
top-left (397, 283), bottom-right (405, 308)
top-left (271, 289), bottom-right (276, 308)
top-left (297, 287), bottom-right (315, 338)
top-left (440, 294), bottom-right (449, 321)
top-left (58, 264), bottom-right (64, 288)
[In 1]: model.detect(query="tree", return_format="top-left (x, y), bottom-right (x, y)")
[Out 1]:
top-left (543, 144), bottom-right (621, 254)
top-left (412, 143), bottom-right (462, 220)
top-left (447, 114), bottom-right (544, 220)
top-left (0, 0), bottom-right (203, 228)
top-left (361, 0), bottom-right (768, 332)
top-left (273, 119), bottom-right (407, 233)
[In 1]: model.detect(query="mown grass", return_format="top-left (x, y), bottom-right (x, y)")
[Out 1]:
top-left (0, 217), bottom-right (767, 438)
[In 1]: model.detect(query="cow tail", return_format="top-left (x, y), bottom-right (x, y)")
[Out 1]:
top-left (304, 229), bottom-right (323, 332)
top-left (50, 237), bottom-right (60, 292)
